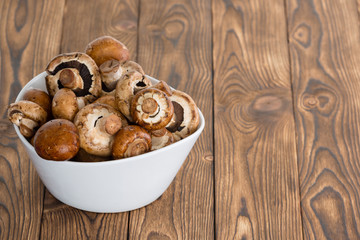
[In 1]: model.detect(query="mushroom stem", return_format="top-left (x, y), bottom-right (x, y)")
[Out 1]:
top-left (19, 118), bottom-right (38, 138)
top-left (59, 68), bottom-right (84, 89)
top-left (100, 60), bottom-right (123, 90)
top-left (141, 98), bottom-right (158, 115)
top-left (97, 114), bottom-right (122, 135)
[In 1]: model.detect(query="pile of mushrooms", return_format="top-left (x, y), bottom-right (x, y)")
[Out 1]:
top-left (7, 36), bottom-right (200, 162)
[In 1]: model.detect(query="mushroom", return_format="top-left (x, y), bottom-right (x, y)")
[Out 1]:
top-left (45, 52), bottom-right (101, 102)
top-left (166, 90), bottom-right (200, 141)
top-left (115, 71), bottom-right (152, 121)
top-left (74, 103), bottom-right (126, 157)
top-left (85, 36), bottom-right (130, 67)
top-left (23, 89), bottom-right (52, 119)
top-left (34, 119), bottom-right (80, 161)
top-left (94, 95), bottom-right (118, 110)
top-left (7, 100), bottom-right (48, 138)
top-left (52, 88), bottom-right (87, 121)
top-left (150, 128), bottom-right (174, 151)
top-left (100, 60), bottom-right (145, 95)
top-left (151, 80), bottom-right (173, 96)
top-left (112, 125), bottom-right (151, 159)
top-left (130, 88), bottom-right (174, 130)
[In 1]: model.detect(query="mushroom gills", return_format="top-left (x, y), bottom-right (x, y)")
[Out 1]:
top-left (50, 60), bottom-right (93, 98)
top-left (166, 101), bottom-right (185, 132)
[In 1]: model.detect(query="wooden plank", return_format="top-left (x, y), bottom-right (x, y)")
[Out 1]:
top-left (0, 0), bottom-right (65, 239)
top-left (287, 0), bottom-right (360, 238)
top-left (212, 0), bottom-right (303, 239)
top-left (129, 0), bottom-right (214, 239)
top-left (39, 0), bottom-right (138, 239)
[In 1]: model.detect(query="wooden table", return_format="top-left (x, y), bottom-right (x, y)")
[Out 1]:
top-left (1, 0), bottom-right (360, 239)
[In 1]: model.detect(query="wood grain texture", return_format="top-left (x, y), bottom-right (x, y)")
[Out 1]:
top-left (287, 0), bottom-right (360, 239)
top-left (212, 0), bottom-right (303, 239)
top-left (0, 0), bottom-right (65, 239)
top-left (60, 0), bottom-right (139, 59)
top-left (129, 0), bottom-right (214, 239)
top-left (40, 0), bottom-right (138, 239)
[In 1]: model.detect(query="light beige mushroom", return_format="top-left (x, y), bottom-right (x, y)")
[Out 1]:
top-left (100, 60), bottom-right (145, 95)
top-left (115, 71), bottom-right (152, 121)
top-left (7, 100), bottom-right (48, 138)
top-left (150, 128), bottom-right (174, 151)
top-left (112, 125), bottom-right (152, 159)
top-left (166, 90), bottom-right (200, 141)
top-left (74, 103), bottom-right (126, 157)
top-left (85, 36), bottom-right (130, 67)
top-left (45, 52), bottom-right (101, 102)
top-left (130, 88), bottom-right (174, 130)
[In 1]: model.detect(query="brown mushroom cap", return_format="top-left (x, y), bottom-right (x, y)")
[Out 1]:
top-left (131, 88), bottom-right (174, 130)
top-left (166, 90), bottom-right (200, 141)
top-left (112, 125), bottom-right (151, 159)
top-left (45, 52), bottom-right (101, 102)
top-left (85, 36), bottom-right (130, 67)
top-left (23, 89), bottom-right (52, 118)
top-left (74, 103), bottom-right (125, 157)
top-left (150, 128), bottom-right (174, 151)
top-left (34, 119), bottom-right (80, 161)
top-left (115, 71), bottom-right (152, 121)
top-left (8, 100), bottom-right (48, 138)
top-left (52, 88), bottom-right (79, 121)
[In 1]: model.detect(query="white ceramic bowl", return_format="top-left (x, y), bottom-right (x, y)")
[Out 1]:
top-left (14, 72), bottom-right (205, 213)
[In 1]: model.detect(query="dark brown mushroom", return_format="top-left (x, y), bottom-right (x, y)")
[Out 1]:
top-left (45, 52), bottom-right (101, 102)
top-left (33, 119), bottom-right (80, 161)
top-left (130, 88), bottom-right (174, 130)
top-left (112, 125), bottom-right (152, 159)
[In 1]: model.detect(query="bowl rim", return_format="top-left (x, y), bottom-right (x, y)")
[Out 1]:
top-left (14, 72), bottom-right (205, 166)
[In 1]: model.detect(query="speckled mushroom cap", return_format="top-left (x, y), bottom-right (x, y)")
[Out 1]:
top-left (115, 71), bottom-right (152, 121)
top-left (8, 100), bottom-right (48, 138)
top-left (166, 90), bottom-right (200, 141)
top-left (45, 52), bottom-right (101, 102)
top-left (100, 60), bottom-right (146, 96)
top-left (74, 103), bottom-right (127, 157)
top-left (131, 88), bottom-right (174, 130)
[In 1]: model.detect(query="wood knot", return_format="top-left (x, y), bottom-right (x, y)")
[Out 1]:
top-left (147, 231), bottom-right (171, 240)
top-left (300, 79), bottom-right (337, 116)
top-left (203, 154), bottom-right (214, 162)
top-left (293, 23), bottom-right (311, 48)
top-left (252, 95), bottom-right (283, 112)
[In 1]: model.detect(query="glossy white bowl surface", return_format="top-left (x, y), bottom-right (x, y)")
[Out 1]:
top-left (14, 72), bottom-right (205, 213)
